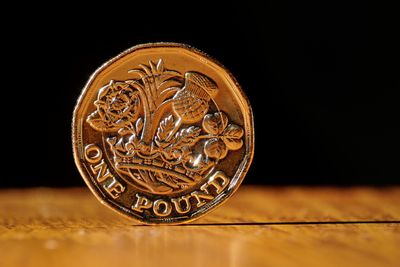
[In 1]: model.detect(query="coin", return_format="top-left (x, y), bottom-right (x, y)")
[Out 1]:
top-left (72, 43), bottom-right (254, 224)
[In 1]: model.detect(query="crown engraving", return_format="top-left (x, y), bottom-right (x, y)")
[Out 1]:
top-left (87, 59), bottom-right (244, 194)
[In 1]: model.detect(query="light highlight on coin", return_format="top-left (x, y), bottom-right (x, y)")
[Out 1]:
top-left (72, 43), bottom-right (254, 224)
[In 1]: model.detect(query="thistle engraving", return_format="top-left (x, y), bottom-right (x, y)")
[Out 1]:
top-left (87, 59), bottom-right (243, 194)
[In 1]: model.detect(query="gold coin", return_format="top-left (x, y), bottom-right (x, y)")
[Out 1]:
top-left (72, 43), bottom-right (254, 224)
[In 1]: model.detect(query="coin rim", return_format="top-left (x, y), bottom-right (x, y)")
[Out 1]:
top-left (72, 42), bottom-right (254, 225)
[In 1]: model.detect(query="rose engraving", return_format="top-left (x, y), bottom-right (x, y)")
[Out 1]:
top-left (87, 81), bottom-right (140, 132)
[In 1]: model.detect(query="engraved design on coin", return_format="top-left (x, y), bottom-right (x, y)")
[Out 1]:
top-left (86, 59), bottom-right (244, 195)
top-left (73, 43), bottom-right (254, 224)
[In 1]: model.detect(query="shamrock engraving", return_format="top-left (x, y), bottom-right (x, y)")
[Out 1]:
top-left (202, 112), bottom-right (244, 160)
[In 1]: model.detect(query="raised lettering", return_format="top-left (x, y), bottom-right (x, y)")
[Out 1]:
top-left (104, 178), bottom-right (125, 199)
top-left (206, 171), bottom-right (230, 194)
top-left (129, 171), bottom-right (232, 217)
top-left (90, 159), bottom-right (113, 183)
top-left (153, 199), bottom-right (172, 217)
top-left (171, 195), bottom-right (192, 214)
top-left (84, 144), bottom-right (102, 164)
top-left (132, 194), bottom-right (152, 212)
top-left (191, 190), bottom-right (214, 207)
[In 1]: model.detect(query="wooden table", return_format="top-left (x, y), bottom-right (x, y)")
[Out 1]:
top-left (0, 186), bottom-right (399, 267)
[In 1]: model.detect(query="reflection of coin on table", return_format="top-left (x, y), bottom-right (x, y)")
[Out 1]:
top-left (72, 43), bottom-right (254, 224)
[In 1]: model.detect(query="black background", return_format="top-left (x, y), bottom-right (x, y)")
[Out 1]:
top-left (4, 2), bottom-right (399, 187)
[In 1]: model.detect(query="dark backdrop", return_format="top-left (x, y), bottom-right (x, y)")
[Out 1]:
top-left (4, 2), bottom-right (399, 187)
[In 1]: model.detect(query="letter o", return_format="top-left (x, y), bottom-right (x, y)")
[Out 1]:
top-left (84, 144), bottom-right (102, 164)
top-left (153, 199), bottom-right (172, 217)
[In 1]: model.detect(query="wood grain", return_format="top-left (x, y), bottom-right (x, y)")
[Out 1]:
top-left (0, 186), bottom-right (399, 267)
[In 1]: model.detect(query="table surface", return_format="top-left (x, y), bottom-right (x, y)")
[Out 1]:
top-left (0, 186), bottom-right (399, 267)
